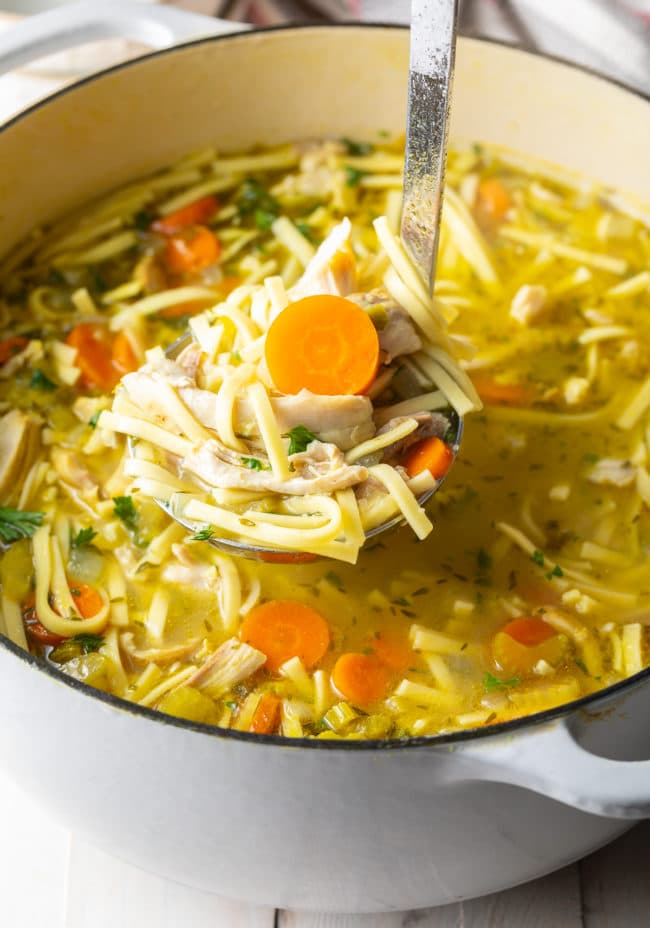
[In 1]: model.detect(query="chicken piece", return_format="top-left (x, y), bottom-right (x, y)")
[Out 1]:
top-left (372, 412), bottom-right (450, 466)
top-left (349, 290), bottom-right (422, 363)
top-left (271, 389), bottom-right (375, 451)
top-left (586, 458), bottom-right (636, 487)
top-left (120, 632), bottom-right (202, 665)
top-left (183, 439), bottom-right (367, 496)
top-left (272, 141), bottom-right (344, 201)
top-left (289, 218), bottom-right (356, 300)
top-left (50, 447), bottom-right (97, 491)
top-left (182, 637), bottom-right (267, 698)
top-left (0, 409), bottom-right (40, 505)
top-left (510, 285), bottom-right (547, 326)
top-left (161, 542), bottom-right (219, 590)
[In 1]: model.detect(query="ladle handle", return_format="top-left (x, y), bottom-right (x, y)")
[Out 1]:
top-left (401, 0), bottom-right (458, 293)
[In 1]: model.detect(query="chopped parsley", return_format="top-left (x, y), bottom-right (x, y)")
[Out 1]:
top-left (191, 527), bottom-right (215, 542)
top-left (324, 571), bottom-right (345, 592)
top-left (477, 547), bottom-right (492, 571)
top-left (0, 507), bottom-right (44, 545)
top-left (133, 210), bottom-right (154, 231)
top-left (484, 672), bottom-right (521, 691)
top-left (342, 138), bottom-right (373, 156)
top-left (575, 658), bottom-right (589, 675)
top-left (29, 368), bottom-right (57, 391)
top-left (296, 221), bottom-right (316, 243)
top-left (113, 495), bottom-right (138, 529)
top-left (531, 549), bottom-right (546, 567)
top-left (254, 209), bottom-right (277, 230)
top-left (286, 424), bottom-right (317, 455)
top-left (242, 457), bottom-right (265, 471)
top-left (88, 410), bottom-right (101, 429)
top-left (546, 564), bottom-right (564, 580)
top-left (71, 633), bottom-right (104, 654)
top-left (344, 166), bottom-right (365, 187)
top-left (583, 452), bottom-right (600, 464)
top-left (71, 527), bottom-right (97, 548)
top-left (237, 179), bottom-right (279, 223)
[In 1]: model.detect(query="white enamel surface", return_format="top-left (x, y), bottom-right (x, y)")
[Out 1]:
top-left (0, 23), bottom-right (649, 913)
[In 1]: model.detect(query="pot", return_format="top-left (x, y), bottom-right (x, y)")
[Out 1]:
top-left (0, 2), bottom-right (649, 914)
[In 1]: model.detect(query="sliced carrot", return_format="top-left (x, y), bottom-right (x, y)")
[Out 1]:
top-left (402, 436), bottom-right (454, 480)
top-left (22, 593), bottom-right (65, 646)
top-left (111, 331), bottom-right (139, 375)
top-left (492, 616), bottom-right (566, 676)
top-left (70, 583), bottom-right (104, 619)
top-left (264, 294), bottom-right (380, 396)
top-left (0, 336), bottom-right (28, 365)
top-left (471, 376), bottom-right (535, 407)
top-left (331, 652), bottom-right (389, 705)
top-left (164, 225), bottom-right (221, 275)
top-left (371, 630), bottom-right (414, 673)
top-left (239, 600), bottom-right (330, 673)
top-left (477, 178), bottom-right (512, 221)
top-left (158, 299), bottom-right (212, 320)
top-left (249, 693), bottom-right (281, 734)
top-left (257, 551), bottom-right (318, 565)
top-left (66, 323), bottom-right (118, 392)
top-left (151, 196), bottom-right (218, 235)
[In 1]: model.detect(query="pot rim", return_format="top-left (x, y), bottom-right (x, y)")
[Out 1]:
top-left (1, 21), bottom-right (649, 753)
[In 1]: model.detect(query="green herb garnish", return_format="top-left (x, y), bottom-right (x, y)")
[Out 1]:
top-left (71, 633), bottom-right (104, 654)
top-left (546, 564), bottom-right (564, 580)
top-left (575, 658), bottom-right (589, 675)
top-left (324, 571), bottom-right (345, 592)
top-left (237, 179), bottom-right (279, 220)
top-left (133, 210), bottom-right (154, 231)
top-left (29, 368), bottom-right (57, 391)
top-left (296, 221), bottom-right (316, 243)
top-left (477, 547), bottom-right (492, 571)
top-left (583, 453), bottom-right (600, 464)
top-left (342, 138), bottom-right (373, 156)
top-left (254, 209), bottom-right (277, 230)
top-left (88, 410), bottom-right (101, 429)
top-left (531, 549), bottom-right (545, 567)
top-left (191, 527), bottom-right (215, 542)
top-left (344, 166), bottom-right (365, 187)
top-left (113, 495), bottom-right (138, 529)
top-left (286, 425), bottom-right (317, 455)
top-left (71, 527), bottom-right (97, 548)
top-left (484, 672), bottom-right (521, 691)
top-left (0, 507), bottom-right (44, 545)
top-left (242, 457), bottom-right (264, 471)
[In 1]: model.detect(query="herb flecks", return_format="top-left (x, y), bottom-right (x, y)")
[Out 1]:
top-left (342, 138), bottom-right (373, 156)
top-left (546, 564), bottom-right (564, 580)
top-left (71, 527), bottom-right (97, 549)
top-left (191, 527), bottom-right (215, 542)
top-left (531, 549), bottom-right (545, 567)
top-left (344, 166), bottom-right (365, 188)
top-left (70, 633), bottom-right (104, 654)
top-left (484, 672), bottom-right (521, 691)
top-left (286, 425), bottom-right (317, 455)
top-left (324, 571), bottom-right (345, 592)
top-left (0, 507), bottom-right (44, 545)
top-left (113, 496), bottom-right (138, 530)
top-left (242, 457), bottom-right (267, 471)
top-left (29, 368), bottom-right (57, 391)
top-left (88, 411), bottom-right (101, 429)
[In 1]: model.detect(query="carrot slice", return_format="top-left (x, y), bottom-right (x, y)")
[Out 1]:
top-left (111, 331), bottom-right (139, 375)
top-left (331, 653), bottom-right (389, 705)
top-left (239, 600), bottom-right (330, 673)
top-left (371, 630), bottom-right (414, 673)
top-left (151, 196), bottom-right (218, 235)
top-left (264, 294), bottom-right (380, 396)
top-left (0, 336), bottom-right (28, 365)
top-left (492, 616), bottom-right (565, 676)
top-left (471, 376), bottom-right (535, 407)
top-left (66, 323), bottom-right (118, 392)
top-left (164, 225), bottom-right (221, 275)
top-left (477, 178), bottom-right (511, 221)
top-left (71, 583), bottom-right (104, 619)
top-left (22, 593), bottom-right (65, 646)
top-left (249, 693), bottom-right (281, 734)
top-left (402, 436), bottom-right (454, 480)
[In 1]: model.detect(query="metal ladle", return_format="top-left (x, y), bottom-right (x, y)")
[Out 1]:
top-left (146, 0), bottom-right (460, 561)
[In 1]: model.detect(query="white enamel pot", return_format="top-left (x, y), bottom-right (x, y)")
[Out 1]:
top-left (0, 2), bottom-right (649, 914)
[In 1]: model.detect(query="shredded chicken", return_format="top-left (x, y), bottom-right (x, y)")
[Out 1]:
top-left (587, 458), bottom-right (636, 487)
top-left (289, 218), bottom-right (356, 300)
top-left (373, 411), bottom-right (450, 465)
top-left (182, 637), bottom-right (266, 698)
top-left (184, 439), bottom-right (367, 495)
top-left (161, 542), bottom-right (219, 590)
top-left (50, 447), bottom-right (97, 491)
top-left (120, 632), bottom-right (202, 665)
top-left (510, 284), bottom-right (548, 325)
top-left (349, 290), bottom-right (422, 363)
top-left (0, 409), bottom-right (40, 505)
top-left (271, 389), bottom-right (375, 451)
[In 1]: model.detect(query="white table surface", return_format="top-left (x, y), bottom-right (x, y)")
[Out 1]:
top-left (1, 7), bottom-right (650, 926)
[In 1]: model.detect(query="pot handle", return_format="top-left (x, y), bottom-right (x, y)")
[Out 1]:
top-left (0, 0), bottom-right (246, 78)
top-left (459, 715), bottom-right (650, 820)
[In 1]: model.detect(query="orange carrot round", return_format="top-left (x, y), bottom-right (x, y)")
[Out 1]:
top-left (264, 294), bottom-right (380, 396)
top-left (502, 616), bottom-right (557, 648)
top-left (71, 583), bottom-right (104, 619)
top-left (471, 376), bottom-right (534, 407)
top-left (240, 600), bottom-right (330, 673)
top-left (249, 693), bottom-right (281, 734)
top-left (151, 195), bottom-right (218, 235)
top-left (371, 630), bottom-right (414, 673)
top-left (111, 331), bottom-right (139, 375)
top-left (0, 335), bottom-right (28, 365)
top-left (402, 436), bottom-right (454, 480)
top-left (66, 323), bottom-right (119, 392)
top-left (164, 225), bottom-right (221, 275)
top-left (331, 652), bottom-right (389, 705)
top-left (477, 178), bottom-right (512, 221)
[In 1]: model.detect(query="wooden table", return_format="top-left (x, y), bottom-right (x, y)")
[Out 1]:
top-left (1, 765), bottom-right (648, 927)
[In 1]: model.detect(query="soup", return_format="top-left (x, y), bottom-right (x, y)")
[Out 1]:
top-left (0, 138), bottom-right (648, 739)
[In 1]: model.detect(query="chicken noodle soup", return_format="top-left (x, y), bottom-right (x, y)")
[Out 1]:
top-left (0, 138), bottom-right (648, 738)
